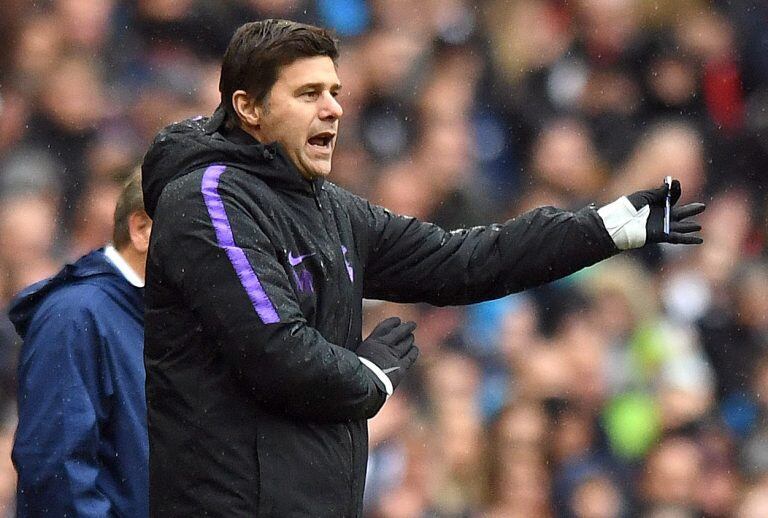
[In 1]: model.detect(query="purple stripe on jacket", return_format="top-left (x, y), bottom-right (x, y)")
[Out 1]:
top-left (201, 164), bottom-right (280, 324)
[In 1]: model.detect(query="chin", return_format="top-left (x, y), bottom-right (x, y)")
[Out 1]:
top-left (307, 162), bottom-right (333, 178)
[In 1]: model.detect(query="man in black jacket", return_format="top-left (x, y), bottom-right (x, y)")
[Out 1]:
top-left (141, 19), bottom-right (704, 517)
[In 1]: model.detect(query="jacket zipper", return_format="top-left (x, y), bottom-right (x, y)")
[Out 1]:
top-left (313, 182), bottom-right (357, 514)
top-left (311, 182), bottom-right (323, 211)
top-left (345, 422), bottom-right (357, 516)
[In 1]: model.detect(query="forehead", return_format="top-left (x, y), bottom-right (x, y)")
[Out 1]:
top-left (275, 56), bottom-right (340, 87)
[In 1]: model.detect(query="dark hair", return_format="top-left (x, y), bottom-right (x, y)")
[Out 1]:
top-left (113, 169), bottom-right (145, 250)
top-left (219, 19), bottom-right (339, 128)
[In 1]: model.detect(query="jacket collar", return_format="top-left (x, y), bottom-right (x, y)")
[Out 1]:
top-left (142, 105), bottom-right (326, 217)
top-left (104, 245), bottom-right (144, 288)
top-left (8, 249), bottom-right (138, 338)
top-left (213, 112), bottom-right (326, 195)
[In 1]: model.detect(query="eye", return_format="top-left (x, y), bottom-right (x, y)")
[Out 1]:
top-left (331, 90), bottom-right (340, 98)
top-left (302, 91), bottom-right (320, 100)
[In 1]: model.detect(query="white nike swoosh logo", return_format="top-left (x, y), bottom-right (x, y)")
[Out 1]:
top-left (382, 367), bottom-right (400, 374)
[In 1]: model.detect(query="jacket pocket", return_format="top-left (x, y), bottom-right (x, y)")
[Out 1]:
top-left (254, 432), bottom-right (271, 517)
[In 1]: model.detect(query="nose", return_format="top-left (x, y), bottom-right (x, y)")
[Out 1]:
top-left (319, 91), bottom-right (343, 121)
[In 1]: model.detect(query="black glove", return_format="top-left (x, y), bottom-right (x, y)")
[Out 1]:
top-left (598, 179), bottom-right (705, 249)
top-left (627, 179), bottom-right (705, 245)
top-left (357, 317), bottom-right (419, 397)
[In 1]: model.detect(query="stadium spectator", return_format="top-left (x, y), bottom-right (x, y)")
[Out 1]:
top-left (8, 171), bottom-right (150, 517)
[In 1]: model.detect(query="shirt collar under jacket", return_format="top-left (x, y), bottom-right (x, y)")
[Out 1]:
top-left (104, 245), bottom-right (144, 288)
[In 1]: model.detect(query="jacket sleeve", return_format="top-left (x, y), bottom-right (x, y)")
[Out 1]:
top-left (14, 290), bottom-right (112, 517)
top-left (346, 193), bottom-right (619, 305)
top-left (151, 169), bottom-right (385, 422)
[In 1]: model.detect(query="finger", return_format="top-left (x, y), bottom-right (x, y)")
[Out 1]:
top-left (670, 221), bottom-right (701, 234)
top-left (646, 185), bottom-right (668, 205)
top-left (669, 179), bottom-right (681, 207)
top-left (384, 320), bottom-right (417, 343)
top-left (370, 317), bottom-right (401, 338)
top-left (400, 345), bottom-right (420, 368)
top-left (672, 202), bottom-right (706, 220)
top-left (392, 334), bottom-right (415, 356)
top-left (666, 232), bottom-right (703, 245)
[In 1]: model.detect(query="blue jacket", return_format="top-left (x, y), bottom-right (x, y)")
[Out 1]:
top-left (8, 249), bottom-right (147, 517)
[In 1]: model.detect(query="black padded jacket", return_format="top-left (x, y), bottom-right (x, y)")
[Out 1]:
top-left (141, 107), bottom-right (618, 517)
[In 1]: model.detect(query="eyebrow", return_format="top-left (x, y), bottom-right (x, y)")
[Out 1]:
top-left (295, 82), bottom-right (342, 93)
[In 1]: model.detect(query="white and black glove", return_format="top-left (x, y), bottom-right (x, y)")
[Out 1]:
top-left (598, 179), bottom-right (705, 250)
top-left (357, 317), bottom-right (419, 398)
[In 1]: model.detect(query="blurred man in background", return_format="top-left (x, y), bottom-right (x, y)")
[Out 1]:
top-left (8, 171), bottom-right (150, 517)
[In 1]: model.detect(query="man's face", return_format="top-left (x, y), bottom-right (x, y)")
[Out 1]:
top-left (255, 56), bottom-right (343, 180)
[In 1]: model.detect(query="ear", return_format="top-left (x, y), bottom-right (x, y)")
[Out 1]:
top-left (128, 211), bottom-right (152, 254)
top-left (232, 90), bottom-right (261, 129)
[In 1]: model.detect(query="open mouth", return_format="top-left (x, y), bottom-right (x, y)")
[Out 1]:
top-left (307, 131), bottom-right (335, 151)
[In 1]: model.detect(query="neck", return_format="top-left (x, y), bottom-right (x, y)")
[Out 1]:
top-left (115, 246), bottom-right (146, 283)
top-left (237, 122), bottom-right (262, 143)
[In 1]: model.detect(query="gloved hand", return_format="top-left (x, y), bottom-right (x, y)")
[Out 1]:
top-left (357, 317), bottom-right (419, 397)
top-left (598, 179), bottom-right (705, 250)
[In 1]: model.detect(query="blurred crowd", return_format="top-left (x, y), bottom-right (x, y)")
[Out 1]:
top-left (1, 0), bottom-right (767, 516)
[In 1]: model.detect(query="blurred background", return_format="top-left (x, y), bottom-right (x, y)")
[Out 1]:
top-left (1, 0), bottom-right (768, 516)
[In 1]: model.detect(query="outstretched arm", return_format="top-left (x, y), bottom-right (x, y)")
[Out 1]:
top-left (344, 179), bottom-right (703, 306)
